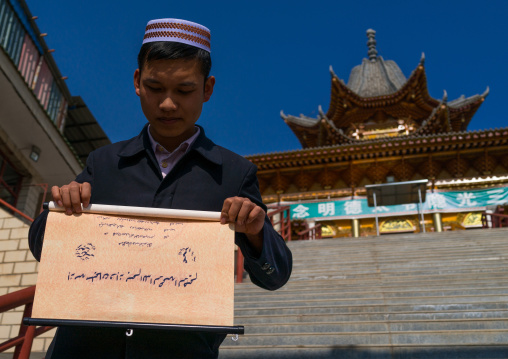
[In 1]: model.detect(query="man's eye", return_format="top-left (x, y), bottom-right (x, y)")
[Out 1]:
top-left (147, 86), bottom-right (162, 92)
top-left (179, 89), bottom-right (194, 94)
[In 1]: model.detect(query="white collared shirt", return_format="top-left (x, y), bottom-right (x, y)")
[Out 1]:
top-left (147, 126), bottom-right (201, 178)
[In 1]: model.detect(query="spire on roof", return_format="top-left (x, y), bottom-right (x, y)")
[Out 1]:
top-left (366, 29), bottom-right (377, 62)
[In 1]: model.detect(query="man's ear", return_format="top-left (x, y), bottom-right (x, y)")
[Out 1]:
top-left (203, 76), bottom-right (215, 103)
top-left (134, 69), bottom-right (141, 97)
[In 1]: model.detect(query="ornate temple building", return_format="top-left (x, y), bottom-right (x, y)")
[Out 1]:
top-left (247, 30), bottom-right (508, 237)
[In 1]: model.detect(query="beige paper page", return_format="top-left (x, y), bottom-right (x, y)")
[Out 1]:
top-left (32, 211), bottom-right (235, 327)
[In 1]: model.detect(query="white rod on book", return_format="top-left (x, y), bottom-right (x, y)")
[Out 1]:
top-left (45, 202), bottom-right (221, 221)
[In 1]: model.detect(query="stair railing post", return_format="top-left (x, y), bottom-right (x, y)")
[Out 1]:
top-left (280, 210), bottom-right (285, 240)
top-left (235, 249), bottom-right (244, 283)
top-left (13, 302), bottom-right (34, 359)
top-left (373, 192), bottom-right (379, 236)
top-left (485, 210), bottom-right (493, 228)
top-left (286, 207), bottom-right (292, 241)
top-left (418, 187), bottom-right (426, 233)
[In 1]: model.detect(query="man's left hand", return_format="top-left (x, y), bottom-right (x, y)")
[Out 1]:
top-left (221, 197), bottom-right (265, 255)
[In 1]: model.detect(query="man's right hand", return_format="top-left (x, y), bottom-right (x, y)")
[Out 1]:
top-left (51, 181), bottom-right (91, 215)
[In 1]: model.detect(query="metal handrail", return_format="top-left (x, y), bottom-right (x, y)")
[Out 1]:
top-left (0, 203), bottom-right (51, 358)
top-left (267, 206), bottom-right (291, 242)
top-left (0, 198), bottom-right (34, 223)
top-left (482, 212), bottom-right (508, 228)
top-left (0, 287), bottom-right (36, 313)
top-left (297, 224), bottom-right (322, 240)
top-left (235, 248), bottom-right (244, 284)
top-left (0, 286), bottom-right (53, 358)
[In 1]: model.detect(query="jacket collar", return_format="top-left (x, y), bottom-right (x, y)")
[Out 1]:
top-left (118, 124), bottom-right (222, 166)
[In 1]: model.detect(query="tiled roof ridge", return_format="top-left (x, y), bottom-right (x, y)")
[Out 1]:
top-left (246, 127), bottom-right (508, 159)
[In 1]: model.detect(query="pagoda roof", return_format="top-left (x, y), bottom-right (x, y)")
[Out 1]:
top-left (282, 30), bottom-right (488, 148)
top-left (246, 128), bottom-right (508, 171)
top-left (347, 57), bottom-right (406, 97)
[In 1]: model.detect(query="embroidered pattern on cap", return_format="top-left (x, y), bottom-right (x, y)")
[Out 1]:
top-left (145, 22), bottom-right (210, 40)
top-left (142, 18), bottom-right (211, 53)
top-left (143, 31), bottom-right (210, 49)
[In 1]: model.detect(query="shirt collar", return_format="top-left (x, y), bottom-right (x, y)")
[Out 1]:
top-left (118, 124), bottom-right (222, 166)
top-left (147, 125), bottom-right (200, 155)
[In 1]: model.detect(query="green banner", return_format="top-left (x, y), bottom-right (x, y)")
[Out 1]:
top-left (289, 187), bottom-right (508, 220)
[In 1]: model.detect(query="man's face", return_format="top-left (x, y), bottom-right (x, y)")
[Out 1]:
top-left (134, 58), bottom-right (215, 151)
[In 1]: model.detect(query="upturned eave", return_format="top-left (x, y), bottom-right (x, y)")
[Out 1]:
top-left (246, 128), bottom-right (508, 171)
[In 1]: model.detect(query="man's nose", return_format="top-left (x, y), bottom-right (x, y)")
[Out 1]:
top-left (160, 96), bottom-right (177, 111)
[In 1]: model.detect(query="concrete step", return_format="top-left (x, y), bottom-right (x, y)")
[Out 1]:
top-left (235, 301), bottom-right (508, 316)
top-left (240, 318), bottom-right (508, 334)
top-left (235, 310), bottom-right (508, 324)
top-left (222, 330), bottom-right (508, 346)
top-left (234, 280), bottom-right (508, 295)
top-left (233, 294), bottom-right (508, 309)
top-left (234, 287), bottom-right (508, 302)
top-left (219, 344), bottom-right (508, 359)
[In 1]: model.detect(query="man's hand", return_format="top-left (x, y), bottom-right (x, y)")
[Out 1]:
top-left (51, 181), bottom-right (91, 215)
top-left (221, 197), bottom-right (265, 255)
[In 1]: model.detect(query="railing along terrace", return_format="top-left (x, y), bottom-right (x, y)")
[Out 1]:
top-left (0, 198), bottom-right (53, 358)
top-left (0, 198), bottom-right (36, 223)
top-left (482, 207), bottom-right (508, 228)
top-left (0, 286), bottom-right (53, 358)
top-left (0, 0), bottom-right (69, 129)
top-left (267, 206), bottom-right (291, 242)
top-left (297, 223), bottom-right (322, 240)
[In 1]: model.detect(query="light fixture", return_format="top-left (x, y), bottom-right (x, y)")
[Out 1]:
top-left (30, 146), bottom-right (41, 162)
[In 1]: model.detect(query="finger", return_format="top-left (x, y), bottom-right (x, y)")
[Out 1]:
top-left (220, 198), bottom-right (233, 224)
top-left (236, 200), bottom-right (255, 226)
top-left (244, 206), bottom-right (265, 235)
top-left (68, 182), bottom-right (82, 213)
top-left (227, 199), bottom-right (243, 224)
top-left (60, 186), bottom-right (73, 215)
top-left (51, 186), bottom-right (63, 207)
top-left (247, 205), bottom-right (264, 225)
top-left (81, 182), bottom-right (92, 208)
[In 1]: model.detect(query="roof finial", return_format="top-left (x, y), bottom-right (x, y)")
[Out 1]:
top-left (366, 29), bottom-right (377, 62)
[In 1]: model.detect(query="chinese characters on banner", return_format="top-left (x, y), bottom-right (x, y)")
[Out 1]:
top-left (290, 187), bottom-right (508, 220)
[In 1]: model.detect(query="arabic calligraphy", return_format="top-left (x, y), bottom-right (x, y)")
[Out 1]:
top-left (67, 269), bottom-right (198, 288)
top-left (94, 215), bottom-right (185, 249)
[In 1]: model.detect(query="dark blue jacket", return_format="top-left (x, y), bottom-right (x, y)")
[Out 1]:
top-left (28, 125), bottom-right (292, 359)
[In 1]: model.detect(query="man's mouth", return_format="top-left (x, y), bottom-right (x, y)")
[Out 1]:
top-left (158, 117), bottom-right (180, 123)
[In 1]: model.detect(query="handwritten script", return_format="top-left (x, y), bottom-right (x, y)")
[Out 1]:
top-left (95, 215), bottom-right (184, 250)
top-left (67, 269), bottom-right (198, 288)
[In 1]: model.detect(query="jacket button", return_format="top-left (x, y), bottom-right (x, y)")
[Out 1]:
top-left (266, 267), bottom-right (275, 275)
top-left (261, 263), bottom-right (270, 270)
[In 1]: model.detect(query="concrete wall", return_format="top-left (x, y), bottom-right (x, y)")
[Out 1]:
top-left (0, 207), bottom-right (55, 353)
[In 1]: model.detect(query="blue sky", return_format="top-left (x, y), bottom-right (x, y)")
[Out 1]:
top-left (26, 0), bottom-right (507, 156)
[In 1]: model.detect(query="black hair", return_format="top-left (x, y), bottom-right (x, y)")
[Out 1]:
top-left (137, 41), bottom-right (212, 79)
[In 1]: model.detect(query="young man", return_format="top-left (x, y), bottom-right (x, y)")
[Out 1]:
top-left (28, 18), bottom-right (292, 359)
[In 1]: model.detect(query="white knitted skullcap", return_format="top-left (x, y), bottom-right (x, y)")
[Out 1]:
top-left (143, 18), bottom-right (211, 53)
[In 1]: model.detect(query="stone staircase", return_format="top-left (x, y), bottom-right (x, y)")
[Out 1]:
top-left (220, 228), bottom-right (508, 358)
